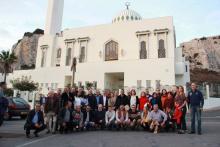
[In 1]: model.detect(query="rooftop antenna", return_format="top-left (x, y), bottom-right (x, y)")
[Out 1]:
top-left (125, 2), bottom-right (130, 10)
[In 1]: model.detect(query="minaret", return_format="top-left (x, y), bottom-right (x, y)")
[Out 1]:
top-left (45, 0), bottom-right (64, 35)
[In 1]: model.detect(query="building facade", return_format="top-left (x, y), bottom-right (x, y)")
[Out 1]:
top-left (8, 0), bottom-right (190, 94)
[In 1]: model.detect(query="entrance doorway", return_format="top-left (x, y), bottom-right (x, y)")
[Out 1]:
top-left (104, 72), bottom-right (124, 90)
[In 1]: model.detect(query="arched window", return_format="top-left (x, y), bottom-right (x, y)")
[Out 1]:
top-left (105, 40), bottom-right (118, 61)
top-left (158, 39), bottom-right (166, 58)
top-left (140, 41), bottom-right (147, 59)
top-left (57, 48), bottom-right (61, 58)
top-left (66, 48), bottom-right (72, 65)
top-left (79, 46), bottom-right (85, 63)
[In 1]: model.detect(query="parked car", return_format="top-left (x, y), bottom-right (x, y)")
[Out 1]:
top-left (4, 97), bottom-right (30, 120)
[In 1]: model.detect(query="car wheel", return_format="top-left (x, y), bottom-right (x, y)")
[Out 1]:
top-left (20, 115), bottom-right (27, 119)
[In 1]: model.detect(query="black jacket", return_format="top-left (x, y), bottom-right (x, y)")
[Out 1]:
top-left (115, 94), bottom-right (129, 109)
top-left (83, 110), bottom-right (94, 122)
top-left (87, 94), bottom-right (97, 110)
top-left (24, 109), bottom-right (44, 129)
top-left (61, 92), bottom-right (75, 108)
top-left (94, 110), bottom-right (105, 123)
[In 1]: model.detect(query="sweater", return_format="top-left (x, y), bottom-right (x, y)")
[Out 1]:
top-left (105, 110), bottom-right (115, 123)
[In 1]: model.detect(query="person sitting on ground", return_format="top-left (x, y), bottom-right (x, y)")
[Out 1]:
top-left (164, 107), bottom-right (175, 132)
top-left (141, 106), bottom-right (150, 130)
top-left (94, 104), bottom-right (106, 130)
top-left (149, 104), bottom-right (167, 134)
top-left (24, 103), bottom-right (46, 138)
top-left (129, 105), bottom-right (141, 130)
top-left (72, 105), bottom-right (83, 131)
top-left (105, 105), bottom-right (115, 130)
top-left (58, 101), bottom-right (74, 134)
top-left (83, 105), bottom-right (95, 130)
top-left (115, 105), bottom-right (130, 130)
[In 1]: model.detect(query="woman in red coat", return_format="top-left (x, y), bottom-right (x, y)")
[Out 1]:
top-left (139, 91), bottom-right (150, 112)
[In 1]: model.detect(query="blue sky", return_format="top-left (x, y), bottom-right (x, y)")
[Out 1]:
top-left (0, 0), bottom-right (220, 50)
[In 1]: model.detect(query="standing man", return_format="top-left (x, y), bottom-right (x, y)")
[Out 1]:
top-left (87, 89), bottom-right (97, 111)
top-left (0, 82), bottom-right (8, 127)
top-left (188, 83), bottom-right (204, 135)
top-left (44, 91), bottom-right (59, 134)
top-left (115, 89), bottom-right (129, 109)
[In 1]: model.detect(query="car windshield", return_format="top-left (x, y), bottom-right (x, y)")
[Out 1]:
top-left (12, 98), bottom-right (28, 105)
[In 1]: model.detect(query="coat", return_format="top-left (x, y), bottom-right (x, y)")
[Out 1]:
top-left (0, 97), bottom-right (8, 115)
top-left (24, 109), bottom-right (44, 129)
top-left (115, 94), bottom-right (129, 109)
top-left (87, 94), bottom-right (97, 110)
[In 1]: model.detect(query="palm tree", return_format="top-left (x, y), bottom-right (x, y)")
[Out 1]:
top-left (0, 50), bottom-right (17, 82)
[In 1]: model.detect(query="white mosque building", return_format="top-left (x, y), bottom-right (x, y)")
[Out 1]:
top-left (8, 0), bottom-right (190, 94)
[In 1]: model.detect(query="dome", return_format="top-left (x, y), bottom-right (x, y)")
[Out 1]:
top-left (112, 8), bottom-right (142, 23)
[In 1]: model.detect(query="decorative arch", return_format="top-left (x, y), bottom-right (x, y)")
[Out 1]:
top-left (56, 48), bottom-right (61, 58)
top-left (140, 41), bottom-right (147, 59)
top-left (158, 39), bottom-right (166, 58)
top-left (105, 40), bottom-right (119, 61)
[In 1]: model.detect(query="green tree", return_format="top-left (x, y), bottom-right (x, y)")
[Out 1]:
top-left (0, 50), bottom-right (17, 82)
top-left (11, 76), bottom-right (38, 92)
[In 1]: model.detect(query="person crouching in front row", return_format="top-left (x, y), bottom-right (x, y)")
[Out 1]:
top-left (94, 104), bottom-right (106, 130)
top-left (58, 101), bottom-right (74, 134)
top-left (115, 105), bottom-right (130, 130)
top-left (83, 105), bottom-right (95, 130)
top-left (129, 105), bottom-right (141, 130)
top-left (72, 105), bottom-right (84, 131)
top-left (149, 104), bottom-right (167, 134)
top-left (141, 106), bottom-right (151, 130)
top-left (105, 105), bottom-right (115, 130)
top-left (24, 103), bottom-right (46, 138)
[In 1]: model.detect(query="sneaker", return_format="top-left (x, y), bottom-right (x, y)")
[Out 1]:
top-left (34, 132), bottom-right (39, 137)
top-left (154, 130), bottom-right (158, 134)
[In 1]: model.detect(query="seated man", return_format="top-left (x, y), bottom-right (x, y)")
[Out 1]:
top-left (129, 105), bottom-right (141, 130)
top-left (105, 105), bottom-right (115, 130)
top-left (58, 101), bottom-right (74, 134)
top-left (94, 104), bottom-right (106, 130)
top-left (83, 105), bottom-right (95, 130)
top-left (24, 103), bottom-right (46, 138)
top-left (72, 105), bottom-right (84, 131)
top-left (149, 104), bottom-right (167, 134)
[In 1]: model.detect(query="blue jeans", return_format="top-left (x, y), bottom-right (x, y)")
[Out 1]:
top-left (190, 106), bottom-right (202, 133)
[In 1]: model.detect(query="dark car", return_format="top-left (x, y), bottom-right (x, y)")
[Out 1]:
top-left (4, 97), bottom-right (30, 120)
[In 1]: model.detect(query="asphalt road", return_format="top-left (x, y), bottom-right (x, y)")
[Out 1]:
top-left (0, 110), bottom-right (220, 147)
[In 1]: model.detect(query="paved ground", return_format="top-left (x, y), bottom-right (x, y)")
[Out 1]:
top-left (0, 110), bottom-right (220, 147)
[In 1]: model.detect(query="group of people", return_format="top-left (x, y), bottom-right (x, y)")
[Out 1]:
top-left (24, 83), bottom-right (204, 138)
